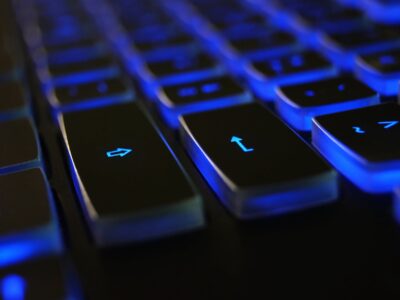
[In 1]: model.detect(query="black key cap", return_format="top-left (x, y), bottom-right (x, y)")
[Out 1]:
top-left (0, 81), bottom-right (28, 117)
top-left (275, 76), bottom-right (379, 131)
top-left (180, 103), bottom-right (338, 219)
top-left (50, 77), bottom-right (134, 112)
top-left (155, 76), bottom-right (252, 128)
top-left (227, 30), bottom-right (297, 58)
top-left (320, 24), bottom-right (400, 69)
top-left (0, 169), bottom-right (62, 267)
top-left (356, 48), bottom-right (400, 96)
top-left (46, 56), bottom-right (119, 86)
top-left (312, 103), bottom-right (400, 193)
top-left (0, 257), bottom-right (80, 299)
top-left (140, 52), bottom-right (222, 85)
top-left (0, 118), bottom-right (40, 173)
top-left (60, 103), bottom-right (204, 246)
top-left (245, 50), bottom-right (337, 100)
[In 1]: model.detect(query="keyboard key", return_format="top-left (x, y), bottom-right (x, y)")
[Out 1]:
top-left (226, 30), bottom-right (298, 59)
top-left (0, 257), bottom-right (80, 299)
top-left (45, 56), bottom-right (119, 86)
top-left (319, 24), bottom-right (400, 69)
top-left (50, 77), bottom-right (134, 112)
top-left (245, 50), bottom-right (337, 100)
top-left (60, 103), bottom-right (204, 246)
top-left (138, 52), bottom-right (223, 86)
top-left (0, 169), bottom-right (62, 267)
top-left (180, 103), bottom-right (338, 219)
top-left (0, 81), bottom-right (28, 118)
top-left (0, 118), bottom-right (41, 173)
top-left (312, 103), bottom-right (400, 193)
top-left (155, 76), bottom-right (252, 128)
top-left (276, 76), bottom-right (379, 131)
top-left (356, 48), bottom-right (400, 96)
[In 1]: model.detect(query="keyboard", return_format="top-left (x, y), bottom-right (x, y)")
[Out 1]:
top-left (1, 0), bottom-right (400, 298)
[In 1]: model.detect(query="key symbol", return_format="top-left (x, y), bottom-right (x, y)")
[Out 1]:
top-left (231, 136), bottom-right (254, 153)
top-left (377, 121), bottom-right (398, 129)
top-left (352, 126), bottom-right (365, 134)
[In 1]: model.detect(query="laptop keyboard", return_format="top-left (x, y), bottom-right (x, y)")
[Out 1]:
top-left (2, 0), bottom-right (400, 298)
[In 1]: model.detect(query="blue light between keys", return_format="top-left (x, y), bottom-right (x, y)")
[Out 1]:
top-left (1, 275), bottom-right (26, 300)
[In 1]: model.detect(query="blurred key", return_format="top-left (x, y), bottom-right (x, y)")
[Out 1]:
top-left (313, 103), bottom-right (400, 193)
top-left (356, 48), bottom-right (400, 96)
top-left (319, 24), bottom-right (400, 69)
top-left (276, 76), bottom-right (379, 131)
top-left (0, 118), bottom-right (40, 173)
top-left (362, 0), bottom-right (400, 24)
top-left (155, 76), bottom-right (252, 128)
top-left (245, 50), bottom-right (337, 100)
top-left (0, 257), bottom-right (80, 299)
top-left (51, 77), bottom-right (134, 112)
top-left (180, 103), bottom-right (338, 219)
top-left (60, 103), bottom-right (204, 246)
top-left (139, 52), bottom-right (223, 86)
top-left (0, 169), bottom-right (62, 267)
top-left (46, 56), bottom-right (119, 86)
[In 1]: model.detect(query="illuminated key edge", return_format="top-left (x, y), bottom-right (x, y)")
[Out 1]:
top-left (157, 88), bottom-right (253, 128)
top-left (0, 168), bottom-right (63, 267)
top-left (58, 113), bottom-right (205, 247)
top-left (312, 117), bottom-right (400, 193)
top-left (246, 63), bottom-right (337, 101)
top-left (179, 115), bottom-right (338, 220)
top-left (275, 87), bottom-right (379, 131)
top-left (355, 56), bottom-right (400, 96)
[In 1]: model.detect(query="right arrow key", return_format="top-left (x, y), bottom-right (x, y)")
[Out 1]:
top-left (180, 103), bottom-right (338, 219)
top-left (312, 102), bottom-right (400, 193)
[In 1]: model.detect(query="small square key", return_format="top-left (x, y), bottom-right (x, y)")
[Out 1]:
top-left (275, 76), bottom-right (379, 131)
top-left (0, 169), bottom-right (62, 267)
top-left (156, 76), bottom-right (252, 128)
top-left (245, 50), bottom-right (337, 100)
top-left (312, 103), bottom-right (400, 193)
top-left (50, 77), bottom-right (134, 112)
top-left (356, 48), bottom-right (400, 96)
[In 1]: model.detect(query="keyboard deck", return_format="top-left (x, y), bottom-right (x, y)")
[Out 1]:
top-left (1, 0), bottom-right (400, 298)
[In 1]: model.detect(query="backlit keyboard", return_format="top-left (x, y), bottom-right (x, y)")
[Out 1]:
top-left (2, 0), bottom-right (400, 298)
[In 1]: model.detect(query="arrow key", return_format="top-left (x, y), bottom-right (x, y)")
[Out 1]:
top-left (313, 103), bottom-right (400, 193)
top-left (180, 103), bottom-right (338, 219)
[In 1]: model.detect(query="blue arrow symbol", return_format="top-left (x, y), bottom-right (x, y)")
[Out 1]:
top-left (231, 136), bottom-right (254, 153)
top-left (352, 126), bottom-right (365, 134)
top-left (106, 148), bottom-right (133, 158)
top-left (378, 121), bottom-right (398, 129)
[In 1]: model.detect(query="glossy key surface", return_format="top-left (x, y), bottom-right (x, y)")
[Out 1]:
top-left (276, 76), bottom-right (379, 131)
top-left (313, 103), bottom-right (400, 193)
top-left (60, 103), bottom-right (204, 246)
top-left (180, 103), bottom-right (338, 219)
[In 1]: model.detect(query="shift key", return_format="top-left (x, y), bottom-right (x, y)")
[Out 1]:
top-left (59, 103), bottom-right (204, 246)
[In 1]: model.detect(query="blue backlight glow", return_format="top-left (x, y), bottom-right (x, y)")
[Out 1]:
top-left (276, 90), bottom-right (379, 131)
top-left (312, 119), bottom-right (400, 193)
top-left (1, 275), bottom-right (26, 300)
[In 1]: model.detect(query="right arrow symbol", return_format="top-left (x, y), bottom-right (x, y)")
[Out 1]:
top-left (377, 121), bottom-right (398, 129)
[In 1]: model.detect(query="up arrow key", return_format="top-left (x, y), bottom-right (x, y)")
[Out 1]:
top-left (106, 148), bottom-right (133, 158)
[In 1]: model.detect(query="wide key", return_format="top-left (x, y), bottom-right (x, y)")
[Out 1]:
top-left (60, 103), bottom-right (204, 246)
top-left (180, 103), bottom-right (338, 219)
